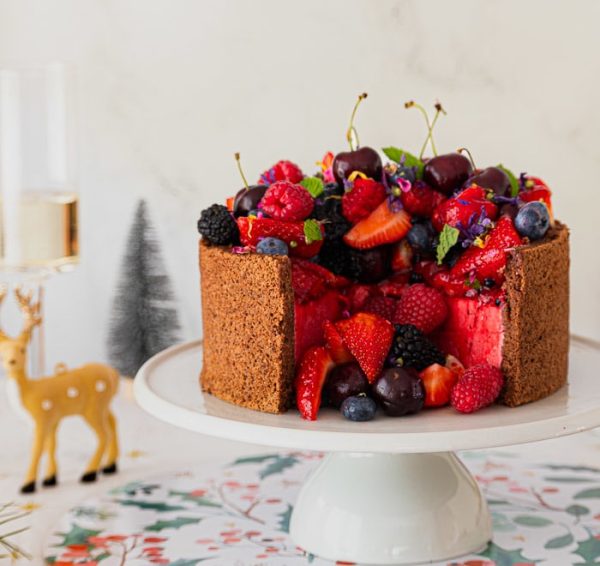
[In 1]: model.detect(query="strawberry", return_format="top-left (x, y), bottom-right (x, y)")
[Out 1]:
top-left (519, 177), bottom-right (553, 218)
top-left (292, 261), bottom-right (326, 303)
top-left (238, 217), bottom-right (324, 258)
top-left (292, 258), bottom-right (350, 289)
top-left (378, 275), bottom-right (408, 298)
top-left (400, 181), bottom-right (444, 217)
top-left (323, 320), bottom-right (353, 364)
top-left (334, 313), bottom-right (394, 382)
top-left (451, 216), bottom-right (522, 282)
top-left (431, 269), bottom-right (473, 297)
top-left (345, 284), bottom-right (376, 312)
top-left (413, 260), bottom-right (445, 285)
top-left (450, 364), bottom-right (504, 414)
top-left (432, 185), bottom-right (498, 232)
top-left (341, 178), bottom-right (386, 224)
top-left (344, 201), bottom-right (412, 250)
top-left (419, 363), bottom-right (458, 407)
top-left (260, 181), bottom-right (314, 221)
top-left (363, 295), bottom-right (397, 321)
top-left (295, 346), bottom-right (335, 420)
top-left (391, 239), bottom-right (413, 272)
top-left (393, 284), bottom-right (448, 334)
top-left (259, 160), bottom-right (304, 185)
top-left (445, 354), bottom-right (465, 379)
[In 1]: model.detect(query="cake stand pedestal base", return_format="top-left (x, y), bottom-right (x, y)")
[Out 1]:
top-left (290, 451), bottom-right (492, 565)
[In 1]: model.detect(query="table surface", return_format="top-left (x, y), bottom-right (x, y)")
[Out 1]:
top-left (2, 375), bottom-right (600, 565)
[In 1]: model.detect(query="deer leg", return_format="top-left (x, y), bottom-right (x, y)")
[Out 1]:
top-left (81, 412), bottom-right (108, 483)
top-left (42, 425), bottom-right (58, 487)
top-left (22, 425), bottom-right (45, 494)
top-left (102, 411), bottom-right (119, 475)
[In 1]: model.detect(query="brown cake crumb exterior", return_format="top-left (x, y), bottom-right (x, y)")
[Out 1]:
top-left (501, 222), bottom-right (570, 406)
top-left (199, 241), bottom-right (295, 413)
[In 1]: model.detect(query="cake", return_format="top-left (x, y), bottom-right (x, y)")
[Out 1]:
top-left (198, 98), bottom-right (569, 421)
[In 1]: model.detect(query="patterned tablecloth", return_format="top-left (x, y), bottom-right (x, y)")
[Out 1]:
top-left (44, 450), bottom-right (600, 566)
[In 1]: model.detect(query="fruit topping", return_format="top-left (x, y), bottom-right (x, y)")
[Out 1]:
top-left (323, 320), bottom-right (353, 364)
top-left (342, 177), bottom-right (387, 224)
top-left (344, 200), bottom-right (411, 249)
top-left (450, 364), bottom-right (504, 414)
top-left (259, 160), bottom-right (304, 185)
top-left (334, 312), bottom-right (394, 382)
top-left (467, 166), bottom-right (511, 197)
top-left (407, 220), bottom-right (436, 256)
top-left (393, 284), bottom-right (448, 334)
top-left (391, 239), bottom-right (414, 272)
top-left (332, 94), bottom-right (382, 183)
top-left (295, 346), bottom-right (335, 421)
top-left (324, 363), bottom-right (370, 408)
top-left (363, 295), bottom-right (397, 322)
top-left (423, 153), bottom-right (473, 195)
top-left (238, 217), bottom-right (324, 258)
top-left (419, 363), bottom-right (458, 408)
top-left (197, 204), bottom-right (239, 246)
top-left (519, 177), bottom-right (553, 217)
top-left (260, 181), bottom-right (314, 221)
top-left (450, 216), bottom-right (522, 283)
top-left (312, 194), bottom-right (350, 240)
top-left (291, 258), bottom-right (349, 303)
top-left (233, 185), bottom-right (268, 217)
top-left (400, 182), bottom-right (443, 217)
top-left (389, 324), bottom-right (445, 371)
top-left (432, 185), bottom-right (498, 233)
top-left (445, 354), bottom-right (465, 379)
top-left (341, 394), bottom-right (377, 421)
top-left (514, 201), bottom-right (550, 240)
top-left (372, 367), bottom-right (425, 416)
top-left (256, 237), bottom-right (288, 256)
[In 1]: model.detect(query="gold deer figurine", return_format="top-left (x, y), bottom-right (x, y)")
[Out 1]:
top-left (0, 287), bottom-right (120, 494)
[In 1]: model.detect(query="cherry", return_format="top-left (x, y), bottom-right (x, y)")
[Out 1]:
top-left (323, 363), bottom-right (370, 408)
top-left (372, 367), bottom-right (425, 416)
top-left (332, 93), bottom-right (382, 183)
top-left (467, 166), bottom-right (511, 197)
top-left (232, 153), bottom-right (268, 217)
top-left (423, 153), bottom-right (473, 195)
top-left (354, 246), bottom-right (392, 283)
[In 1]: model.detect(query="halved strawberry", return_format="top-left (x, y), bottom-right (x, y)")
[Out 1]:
top-left (334, 313), bottom-right (394, 382)
top-left (432, 185), bottom-right (498, 232)
top-left (295, 346), bottom-right (335, 420)
top-left (344, 201), bottom-right (411, 250)
top-left (419, 363), bottom-right (458, 407)
top-left (445, 354), bottom-right (465, 379)
top-left (451, 216), bottom-right (523, 282)
top-left (323, 320), bottom-right (353, 364)
top-left (391, 239), bottom-right (413, 272)
top-left (238, 217), bottom-right (324, 258)
top-left (345, 284), bottom-right (377, 313)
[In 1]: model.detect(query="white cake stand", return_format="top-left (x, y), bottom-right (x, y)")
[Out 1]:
top-left (134, 336), bottom-right (600, 565)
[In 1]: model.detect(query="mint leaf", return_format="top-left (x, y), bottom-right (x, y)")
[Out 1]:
top-left (382, 146), bottom-right (425, 178)
top-left (303, 219), bottom-right (323, 244)
top-left (497, 164), bottom-right (519, 197)
top-left (436, 224), bottom-right (459, 265)
top-left (300, 176), bottom-right (324, 198)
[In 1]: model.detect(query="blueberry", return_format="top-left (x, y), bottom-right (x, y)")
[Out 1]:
top-left (514, 201), bottom-right (550, 240)
top-left (257, 237), bottom-right (288, 256)
top-left (340, 395), bottom-right (377, 422)
top-left (407, 221), bottom-right (435, 253)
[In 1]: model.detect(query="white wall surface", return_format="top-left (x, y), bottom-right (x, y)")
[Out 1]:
top-left (0, 0), bottom-right (598, 369)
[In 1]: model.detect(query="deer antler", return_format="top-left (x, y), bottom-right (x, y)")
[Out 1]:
top-left (0, 285), bottom-right (8, 341)
top-left (15, 287), bottom-right (42, 342)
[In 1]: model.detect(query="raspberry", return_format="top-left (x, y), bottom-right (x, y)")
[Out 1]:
top-left (400, 181), bottom-right (443, 217)
top-left (260, 182), bottom-right (314, 221)
top-left (341, 178), bottom-right (386, 224)
top-left (363, 296), bottom-right (397, 322)
top-left (451, 364), bottom-right (504, 413)
top-left (259, 160), bottom-right (304, 185)
top-left (393, 284), bottom-right (448, 334)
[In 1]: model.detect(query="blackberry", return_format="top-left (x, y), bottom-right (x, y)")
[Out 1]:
top-left (389, 324), bottom-right (445, 371)
top-left (197, 204), bottom-right (239, 245)
top-left (312, 195), bottom-right (350, 240)
top-left (318, 240), bottom-right (362, 279)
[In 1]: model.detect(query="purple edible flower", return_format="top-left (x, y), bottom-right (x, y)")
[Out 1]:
top-left (456, 209), bottom-right (494, 248)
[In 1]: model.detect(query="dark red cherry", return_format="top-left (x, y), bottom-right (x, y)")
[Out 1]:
top-left (323, 363), bottom-right (370, 408)
top-left (467, 167), bottom-right (511, 196)
top-left (423, 153), bottom-right (473, 195)
top-left (354, 246), bottom-right (392, 284)
top-left (233, 185), bottom-right (268, 217)
top-left (372, 367), bottom-right (425, 416)
top-left (332, 147), bottom-right (382, 184)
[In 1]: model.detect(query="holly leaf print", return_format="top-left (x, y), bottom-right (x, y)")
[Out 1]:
top-left (545, 532), bottom-right (575, 549)
top-left (260, 455), bottom-right (300, 479)
top-left (277, 504), bottom-right (293, 533)
top-left (115, 499), bottom-right (185, 512)
top-left (54, 524), bottom-right (101, 546)
top-left (145, 516), bottom-right (202, 532)
top-left (480, 541), bottom-right (530, 566)
top-left (169, 490), bottom-right (221, 508)
top-left (575, 488), bottom-right (600, 500)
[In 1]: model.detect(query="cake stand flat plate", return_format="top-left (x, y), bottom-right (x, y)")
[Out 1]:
top-left (134, 336), bottom-right (600, 453)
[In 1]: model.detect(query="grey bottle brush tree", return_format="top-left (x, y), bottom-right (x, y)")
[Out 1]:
top-left (107, 200), bottom-right (181, 377)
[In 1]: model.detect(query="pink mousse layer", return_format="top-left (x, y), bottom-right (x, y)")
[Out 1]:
top-left (434, 296), bottom-right (504, 368)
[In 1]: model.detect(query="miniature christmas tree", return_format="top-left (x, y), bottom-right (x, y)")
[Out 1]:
top-left (107, 200), bottom-right (181, 377)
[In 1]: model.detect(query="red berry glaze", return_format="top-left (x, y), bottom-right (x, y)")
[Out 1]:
top-left (259, 160), bottom-right (304, 185)
top-left (451, 364), bottom-right (504, 414)
top-left (393, 283), bottom-right (448, 334)
top-left (342, 178), bottom-right (387, 224)
top-left (260, 181), bottom-right (314, 221)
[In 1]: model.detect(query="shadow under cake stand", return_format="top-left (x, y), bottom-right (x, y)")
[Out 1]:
top-left (134, 336), bottom-right (600, 565)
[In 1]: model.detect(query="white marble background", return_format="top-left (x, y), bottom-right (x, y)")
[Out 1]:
top-left (0, 0), bottom-right (598, 368)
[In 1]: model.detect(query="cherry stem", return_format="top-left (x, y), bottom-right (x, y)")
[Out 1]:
top-left (346, 92), bottom-right (368, 151)
top-left (405, 100), bottom-right (446, 159)
top-left (234, 152), bottom-right (249, 189)
top-left (457, 147), bottom-right (477, 170)
top-left (429, 102), bottom-right (446, 156)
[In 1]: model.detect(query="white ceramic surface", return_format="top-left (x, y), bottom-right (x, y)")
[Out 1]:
top-left (134, 336), bottom-right (600, 454)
